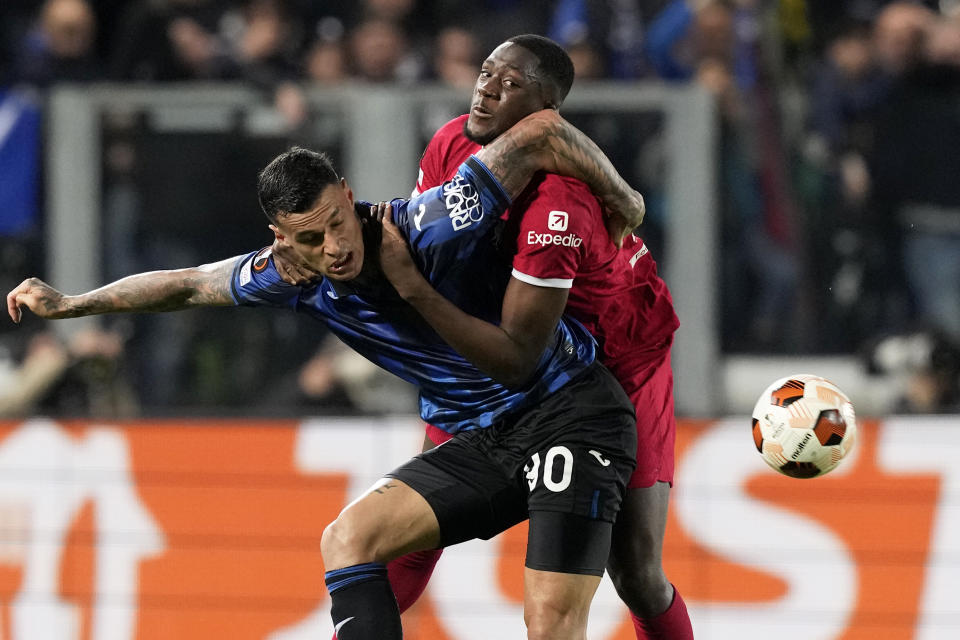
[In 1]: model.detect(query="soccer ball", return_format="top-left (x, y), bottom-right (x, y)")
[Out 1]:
top-left (751, 374), bottom-right (857, 478)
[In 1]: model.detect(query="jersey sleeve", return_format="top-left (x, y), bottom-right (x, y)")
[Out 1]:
top-left (511, 178), bottom-right (595, 289)
top-left (400, 155), bottom-right (510, 252)
top-left (393, 156), bottom-right (511, 289)
top-left (229, 247), bottom-right (302, 310)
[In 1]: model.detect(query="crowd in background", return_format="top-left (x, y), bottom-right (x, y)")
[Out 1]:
top-left (1, 0), bottom-right (959, 415)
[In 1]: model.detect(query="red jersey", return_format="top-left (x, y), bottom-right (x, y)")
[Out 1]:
top-left (415, 115), bottom-right (680, 368)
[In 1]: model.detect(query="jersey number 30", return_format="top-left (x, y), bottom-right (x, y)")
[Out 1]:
top-left (525, 446), bottom-right (573, 493)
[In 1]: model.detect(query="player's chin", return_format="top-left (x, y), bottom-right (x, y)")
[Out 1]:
top-left (464, 119), bottom-right (497, 146)
top-left (324, 260), bottom-right (360, 280)
top-left (324, 269), bottom-right (355, 282)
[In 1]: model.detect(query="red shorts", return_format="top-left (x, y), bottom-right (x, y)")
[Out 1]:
top-left (425, 347), bottom-right (677, 490)
top-left (606, 346), bottom-right (676, 488)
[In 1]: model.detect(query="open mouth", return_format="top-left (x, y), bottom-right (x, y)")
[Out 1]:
top-left (329, 252), bottom-right (353, 274)
top-left (471, 104), bottom-right (493, 118)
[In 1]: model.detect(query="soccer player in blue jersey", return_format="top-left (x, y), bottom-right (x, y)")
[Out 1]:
top-left (9, 109), bottom-right (645, 639)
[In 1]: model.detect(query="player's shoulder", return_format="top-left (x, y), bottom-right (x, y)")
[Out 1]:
top-left (518, 175), bottom-right (603, 233)
top-left (536, 174), bottom-right (599, 204)
top-left (234, 247), bottom-right (292, 291)
top-left (427, 114), bottom-right (470, 150)
top-left (438, 114), bottom-right (469, 135)
top-left (231, 246), bottom-right (306, 308)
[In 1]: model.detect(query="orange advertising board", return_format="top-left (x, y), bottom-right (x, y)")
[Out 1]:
top-left (0, 416), bottom-right (956, 639)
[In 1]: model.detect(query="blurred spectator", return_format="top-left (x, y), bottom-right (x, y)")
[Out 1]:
top-left (230, 0), bottom-right (302, 87)
top-left (362, 0), bottom-right (417, 25)
top-left (348, 18), bottom-right (422, 82)
top-left (567, 40), bottom-right (606, 79)
top-left (432, 26), bottom-right (479, 88)
top-left (866, 330), bottom-right (960, 412)
top-left (13, 0), bottom-right (103, 87)
top-left (547, 0), bottom-right (648, 79)
top-left (872, 1), bottom-right (934, 77)
top-left (0, 332), bottom-right (68, 417)
top-left (644, 0), bottom-right (721, 80)
top-left (924, 11), bottom-right (960, 66)
top-left (799, 22), bottom-right (891, 349)
top-left (273, 335), bottom-right (418, 415)
top-left (0, 327), bottom-right (137, 418)
top-left (432, 0), bottom-right (550, 55)
top-left (305, 39), bottom-right (348, 84)
top-left (870, 7), bottom-right (960, 342)
top-left (643, 1), bottom-right (801, 349)
top-left (110, 0), bottom-right (238, 81)
top-left (226, 0), bottom-right (309, 129)
top-left (809, 24), bottom-right (887, 162)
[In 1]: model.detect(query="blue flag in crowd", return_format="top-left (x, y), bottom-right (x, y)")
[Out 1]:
top-left (0, 90), bottom-right (40, 236)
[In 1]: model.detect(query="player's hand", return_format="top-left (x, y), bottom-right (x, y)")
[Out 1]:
top-left (602, 189), bottom-right (645, 248)
top-left (377, 202), bottom-right (427, 298)
top-left (7, 278), bottom-right (73, 322)
top-left (271, 238), bottom-right (321, 286)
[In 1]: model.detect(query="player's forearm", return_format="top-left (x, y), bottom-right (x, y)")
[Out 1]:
top-left (399, 282), bottom-right (541, 387)
top-left (63, 261), bottom-right (236, 317)
top-left (477, 110), bottom-right (643, 226)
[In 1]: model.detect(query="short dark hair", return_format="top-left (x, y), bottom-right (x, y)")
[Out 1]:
top-left (506, 34), bottom-right (575, 106)
top-left (257, 147), bottom-right (340, 224)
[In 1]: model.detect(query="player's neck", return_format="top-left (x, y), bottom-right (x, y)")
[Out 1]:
top-left (339, 218), bottom-right (388, 293)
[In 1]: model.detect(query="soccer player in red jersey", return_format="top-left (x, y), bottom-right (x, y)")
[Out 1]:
top-left (400, 34), bottom-right (692, 639)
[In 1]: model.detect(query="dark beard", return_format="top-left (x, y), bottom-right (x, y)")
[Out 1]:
top-left (462, 118), bottom-right (498, 146)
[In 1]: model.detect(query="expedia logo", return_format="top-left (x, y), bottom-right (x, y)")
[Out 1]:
top-left (442, 174), bottom-right (482, 231)
top-left (527, 230), bottom-right (583, 247)
top-left (548, 211), bottom-right (568, 231)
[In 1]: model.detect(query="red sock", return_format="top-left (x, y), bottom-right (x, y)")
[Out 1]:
top-left (332, 549), bottom-right (443, 639)
top-left (630, 585), bottom-right (694, 640)
top-left (387, 548), bottom-right (444, 612)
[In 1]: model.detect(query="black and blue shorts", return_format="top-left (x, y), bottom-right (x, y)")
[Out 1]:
top-left (387, 362), bottom-right (637, 576)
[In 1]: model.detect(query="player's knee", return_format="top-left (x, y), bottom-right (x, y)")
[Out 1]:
top-left (609, 559), bottom-right (665, 597)
top-left (523, 595), bottom-right (589, 640)
top-left (608, 556), bottom-right (673, 618)
top-left (321, 510), bottom-right (376, 568)
top-left (607, 542), bottom-right (670, 613)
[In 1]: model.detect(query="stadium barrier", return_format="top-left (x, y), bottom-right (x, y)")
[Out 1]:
top-left (0, 416), bottom-right (957, 639)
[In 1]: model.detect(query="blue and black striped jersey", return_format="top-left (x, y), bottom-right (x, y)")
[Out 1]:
top-left (230, 156), bottom-right (596, 433)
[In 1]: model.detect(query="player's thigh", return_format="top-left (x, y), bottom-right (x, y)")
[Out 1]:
top-left (609, 481), bottom-right (671, 572)
top-left (526, 509), bottom-right (613, 577)
top-left (322, 477), bottom-right (440, 569)
top-left (390, 434), bottom-right (527, 546)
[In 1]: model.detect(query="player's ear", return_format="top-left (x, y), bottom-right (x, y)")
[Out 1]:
top-left (269, 224), bottom-right (285, 242)
top-left (340, 178), bottom-right (354, 205)
top-left (543, 84), bottom-right (561, 111)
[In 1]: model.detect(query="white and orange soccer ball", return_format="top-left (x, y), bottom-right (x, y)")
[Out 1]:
top-left (751, 374), bottom-right (857, 478)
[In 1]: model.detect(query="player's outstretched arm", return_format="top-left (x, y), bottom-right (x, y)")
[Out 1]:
top-left (474, 109), bottom-right (644, 244)
top-left (7, 258), bottom-right (238, 323)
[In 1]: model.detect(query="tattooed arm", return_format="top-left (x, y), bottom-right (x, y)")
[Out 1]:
top-left (7, 257), bottom-right (238, 323)
top-left (474, 109), bottom-right (644, 243)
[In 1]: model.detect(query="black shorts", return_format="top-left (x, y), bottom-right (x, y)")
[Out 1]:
top-left (386, 362), bottom-right (637, 575)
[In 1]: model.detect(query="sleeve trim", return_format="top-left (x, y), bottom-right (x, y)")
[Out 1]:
top-left (465, 155), bottom-right (511, 210)
top-left (511, 268), bottom-right (574, 289)
top-left (229, 255), bottom-right (246, 305)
